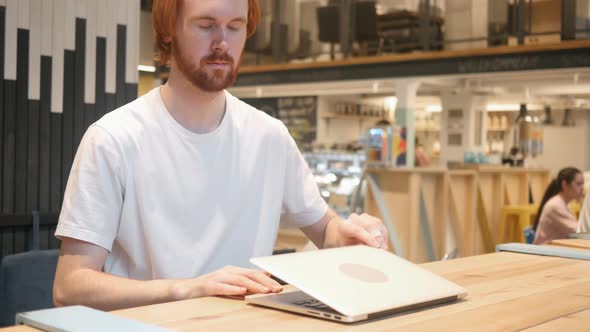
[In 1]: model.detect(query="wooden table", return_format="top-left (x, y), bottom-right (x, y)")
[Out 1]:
top-left (549, 238), bottom-right (590, 250)
top-left (3, 252), bottom-right (590, 331)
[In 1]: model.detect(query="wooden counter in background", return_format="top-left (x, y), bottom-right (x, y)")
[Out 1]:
top-left (447, 170), bottom-right (478, 259)
top-left (463, 165), bottom-right (550, 252)
top-left (364, 167), bottom-right (449, 263)
top-left (274, 166), bottom-right (550, 263)
top-left (363, 166), bottom-right (550, 263)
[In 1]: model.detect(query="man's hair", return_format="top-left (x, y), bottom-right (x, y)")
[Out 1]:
top-left (152, 0), bottom-right (260, 66)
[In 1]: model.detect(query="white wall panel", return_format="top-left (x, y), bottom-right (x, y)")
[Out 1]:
top-left (17, 0), bottom-right (28, 29)
top-left (28, 0), bottom-right (41, 100)
top-left (117, 0), bottom-right (127, 25)
top-left (40, 0), bottom-right (53, 56)
top-left (76, 0), bottom-right (86, 19)
top-left (126, 0), bottom-right (139, 84)
top-left (4, 0), bottom-right (18, 80)
top-left (84, 0), bottom-right (97, 103)
top-left (96, 0), bottom-right (107, 37)
top-left (51, 0), bottom-right (65, 113)
top-left (64, 0), bottom-right (76, 50)
top-left (105, 0), bottom-right (118, 93)
top-left (536, 125), bottom-right (586, 174)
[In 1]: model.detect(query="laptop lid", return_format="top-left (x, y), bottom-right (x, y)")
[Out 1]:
top-left (250, 245), bottom-right (467, 317)
top-left (569, 232), bottom-right (590, 240)
top-left (16, 305), bottom-right (170, 332)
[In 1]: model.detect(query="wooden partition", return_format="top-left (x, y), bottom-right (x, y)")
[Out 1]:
top-left (447, 170), bottom-right (478, 257)
top-left (364, 168), bottom-right (448, 263)
top-left (471, 166), bottom-right (550, 250)
top-left (364, 166), bottom-right (550, 263)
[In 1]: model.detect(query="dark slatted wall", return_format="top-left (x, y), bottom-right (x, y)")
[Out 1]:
top-left (0, 0), bottom-right (140, 254)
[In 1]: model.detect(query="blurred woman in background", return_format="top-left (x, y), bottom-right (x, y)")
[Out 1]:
top-left (533, 167), bottom-right (584, 244)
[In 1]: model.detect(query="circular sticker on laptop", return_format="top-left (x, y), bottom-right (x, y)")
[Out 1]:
top-left (338, 263), bottom-right (389, 283)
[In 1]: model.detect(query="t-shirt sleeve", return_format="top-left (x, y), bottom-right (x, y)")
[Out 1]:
top-left (55, 124), bottom-right (125, 252)
top-left (279, 126), bottom-right (328, 229)
top-left (546, 202), bottom-right (578, 234)
top-left (578, 194), bottom-right (590, 233)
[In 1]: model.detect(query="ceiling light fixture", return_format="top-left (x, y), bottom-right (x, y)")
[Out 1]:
top-left (486, 104), bottom-right (520, 112)
top-left (372, 82), bottom-right (379, 93)
top-left (487, 103), bottom-right (543, 112)
top-left (137, 65), bottom-right (156, 72)
top-left (383, 96), bottom-right (398, 112)
top-left (425, 105), bottom-right (442, 113)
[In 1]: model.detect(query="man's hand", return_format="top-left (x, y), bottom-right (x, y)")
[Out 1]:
top-left (302, 210), bottom-right (389, 250)
top-left (54, 238), bottom-right (282, 311)
top-left (335, 213), bottom-right (389, 249)
top-left (169, 266), bottom-right (283, 301)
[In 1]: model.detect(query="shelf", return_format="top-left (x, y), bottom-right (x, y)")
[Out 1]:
top-left (320, 112), bottom-right (384, 121)
top-left (487, 128), bottom-right (509, 132)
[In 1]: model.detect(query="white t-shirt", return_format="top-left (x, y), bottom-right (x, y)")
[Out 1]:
top-left (533, 195), bottom-right (577, 245)
top-left (56, 87), bottom-right (328, 280)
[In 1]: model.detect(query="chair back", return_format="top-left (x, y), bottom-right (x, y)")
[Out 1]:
top-left (0, 249), bottom-right (59, 327)
top-left (0, 211), bottom-right (61, 327)
top-left (524, 226), bottom-right (535, 244)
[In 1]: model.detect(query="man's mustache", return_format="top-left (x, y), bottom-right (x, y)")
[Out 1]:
top-left (202, 52), bottom-right (234, 64)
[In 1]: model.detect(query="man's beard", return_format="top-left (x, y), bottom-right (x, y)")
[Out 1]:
top-left (171, 39), bottom-right (240, 92)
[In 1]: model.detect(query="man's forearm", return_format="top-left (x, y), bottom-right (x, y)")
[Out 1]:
top-left (302, 211), bottom-right (389, 250)
top-left (301, 209), bottom-right (344, 249)
top-left (323, 215), bottom-right (345, 248)
top-left (54, 268), bottom-right (185, 311)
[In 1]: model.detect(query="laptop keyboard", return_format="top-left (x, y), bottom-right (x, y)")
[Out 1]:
top-left (293, 298), bottom-right (340, 314)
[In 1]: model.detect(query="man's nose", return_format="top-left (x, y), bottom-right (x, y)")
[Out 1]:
top-left (211, 28), bottom-right (229, 53)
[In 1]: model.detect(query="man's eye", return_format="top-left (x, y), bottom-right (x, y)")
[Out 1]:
top-left (197, 21), bottom-right (215, 30)
top-left (228, 22), bottom-right (244, 31)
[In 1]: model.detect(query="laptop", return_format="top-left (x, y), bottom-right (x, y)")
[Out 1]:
top-left (16, 305), bottom-right (170, 332)
top-left (246, 245), bottom-right (467, 323)
top-left (569, 232), bottom-right (590, 240)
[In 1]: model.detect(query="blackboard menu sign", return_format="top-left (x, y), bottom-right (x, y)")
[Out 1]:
top-left (242, 96), bottom-right (317, 150)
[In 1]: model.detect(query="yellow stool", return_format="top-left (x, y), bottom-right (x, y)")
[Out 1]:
top-left (569, 201), bottom-right (581, 218)
top-left (499, 204), bottom-right (539, 243)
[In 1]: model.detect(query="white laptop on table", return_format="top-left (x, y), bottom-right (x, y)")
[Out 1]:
top-left (246, 245), bottom-right (467, 323)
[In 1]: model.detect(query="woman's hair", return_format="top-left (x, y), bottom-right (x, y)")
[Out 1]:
top-left (533, 167), bottom-right (581, 230)
top-left (152, 0), bottom-right (260, 66)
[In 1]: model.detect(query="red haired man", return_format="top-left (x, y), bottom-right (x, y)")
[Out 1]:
top-left (53, 0), bottom-right (388, 310)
